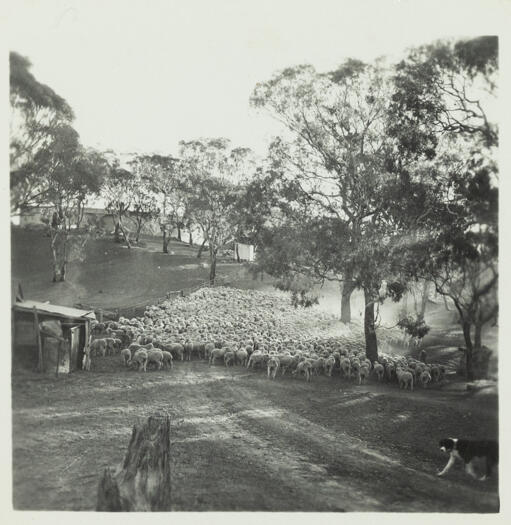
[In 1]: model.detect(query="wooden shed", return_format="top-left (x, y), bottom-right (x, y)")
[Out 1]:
top-left (12, 300), bottom-right (96, 374)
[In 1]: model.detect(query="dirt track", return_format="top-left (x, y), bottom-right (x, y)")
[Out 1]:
top-left (12, 359), bottom-right (499, 512)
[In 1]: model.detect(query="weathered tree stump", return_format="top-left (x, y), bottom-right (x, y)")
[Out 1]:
top-left (96, 414), bottom-right (171, 511)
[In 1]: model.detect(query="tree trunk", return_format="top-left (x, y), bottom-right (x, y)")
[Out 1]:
top-left (96, 415), bottom-right (172, 511)
top-left (235, 243), bottom-right (240, 263)
top-left (188, 231), bottom-right (193, 246)
top-left (117, 220), bottom-right (131, 249)
top-left (209, 247), bottom-right (217, 285)
top-left (442, 295), bottom-right (451, 312)
top-left (197, 238), bottom-right (207, 259)
top-left (59, 233), bottom-right (68, 281)
top-left (162, 229), bottom-right (168, 254)
top-left (419, 280), bottom-right (430, 320)
top-left (363, 288), bottom-right (378, 362)
top-left (340, 279), bottom-right (356, 324)
top-left (177, 225), bottom-right (182, 242)
top-left (52, 260), bottom-right (60, 282)
top-left (114, 221), bottom-right (122, 243)
top-left (50, 230), bottom-right (60, 282)
top-left (462, 320), bottom-right (474, 381)
top-left (135, 219), bottom-right (143, 243)
top-left (59, 262), bottom-right (67, 282)
top-left (474, 322), bottom-right (482, 351)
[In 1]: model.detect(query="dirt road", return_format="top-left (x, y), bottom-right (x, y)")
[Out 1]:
top-left (12, 360), bottom-right (499, 512)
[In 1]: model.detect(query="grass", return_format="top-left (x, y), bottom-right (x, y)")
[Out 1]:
top-left (11, 227), bottom-right (275, 313)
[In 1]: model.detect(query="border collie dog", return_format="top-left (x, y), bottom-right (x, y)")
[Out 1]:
top-left (438, 438), bottom-right (498, 481)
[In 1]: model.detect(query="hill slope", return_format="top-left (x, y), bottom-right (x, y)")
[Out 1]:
top-left (11, 228), bottom-right (273, 311)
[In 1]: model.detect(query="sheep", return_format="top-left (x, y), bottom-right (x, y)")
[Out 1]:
top-left (193, 343), bottom-right (206, 360)
top-left (247, 350), bottom-right (266, 369)
top-left (396, 367), bottom-right (414, 391)
top-left (385, 362), bottom-right (396, 383)
top-left (235, 348), bottom-right (248, 367)
top-left (183, 342), bottom-right (193, 361)
top-left (162, 350), bottom-right (173, 369)
top-left (373, 362), bottom-right (385, 382)
top-left (204, 342), bottom-right (215, 360)
top-left (293, 360), bottom-right (312, 382)
top-left (120, 348), bottom-right (131, 366)
top-left (340, 357), bottom-right (351, 378)
top-left (145, 349), bottom-right (164, 371)
top-left (267, 356), bottom-right (280, 379)
top-left (419, 370), bottom-right (432, 388)
top-left (277, 353), bottom-right (296, 375)
top-left (224, 350), bottom-right (236, 367)
top-left (351, 360), bottom-right (361, 381)
top-left (324, 355), bottom-right (336, 377)
top-left (110, 287), bottom-right (452, 394)
top-left (209, 348), bottom-right (226, 366)
top-left (166, 342), bottom-right (184, 361)
top-left (137, 334), bottom-right (153, 345)
top-left (129, 349), bottom-right (148, 371)
top-left (91, 338), bottom-right (107, 357)
top-left (104, 337), bottom-right (117, 356)
top-left (112, 338), bottom-right (123, 355)
top-left (310, 357), bottom-right (325, 376)
top-left (359, 364), bottom-right (370, 385)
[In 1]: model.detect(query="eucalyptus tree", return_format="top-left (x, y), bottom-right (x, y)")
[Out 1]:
top-left (388, 36), bottom-right (498, 378)
top-left (32, 125), bottom-right (106, 281)
top-left (251, 59), bottom-right (406, 359)
top-left (179, 138), bottom-right (255, 284)
top-left (10, 51), bottom-right (75, 213)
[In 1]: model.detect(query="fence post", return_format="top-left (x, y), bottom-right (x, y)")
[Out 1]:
top-left (33, 306), bottom-right (43, 373)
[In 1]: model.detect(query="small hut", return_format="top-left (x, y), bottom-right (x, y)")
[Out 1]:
top-left (12, 300), bottom-right (96, 374)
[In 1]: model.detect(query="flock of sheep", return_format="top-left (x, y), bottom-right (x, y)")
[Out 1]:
top-left (84, 287), bottom-right (448, 390)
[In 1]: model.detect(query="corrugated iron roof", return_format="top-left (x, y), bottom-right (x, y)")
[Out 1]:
top-left (13, 300), bottom-right (96, 321)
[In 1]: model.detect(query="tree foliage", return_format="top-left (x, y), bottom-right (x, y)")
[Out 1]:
top-left (10, 52), bottom-right (76, 212)
top-left (387, 36), bottom-right (498, 378)
top-left (179, 138), bottom-right (255, 283)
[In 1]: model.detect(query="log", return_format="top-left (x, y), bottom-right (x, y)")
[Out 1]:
top-left (96, 414), bottom-right (172, 511)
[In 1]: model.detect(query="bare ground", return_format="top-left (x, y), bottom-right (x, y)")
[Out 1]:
top-left (12, 358), bottom-right (499, 512)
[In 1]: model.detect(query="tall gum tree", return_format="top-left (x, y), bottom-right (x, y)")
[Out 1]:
top-left (251, 60), bottom-right (405, 359)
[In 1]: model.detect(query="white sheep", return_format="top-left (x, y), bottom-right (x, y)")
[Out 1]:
top-left (129, 349), bottom-right (148, 371)
top-left (267, 356), bottom-right (280, 379)
top-left (162, 350), bottom-right (173, 369)
top-left (146, 349), bottom-right (164, 371)
top-left (91, 338), bottom-right (107, 357)
top-left (120, 348), bottom-right (131, 367)
top-left (209, 348), bottom-right (226, 366)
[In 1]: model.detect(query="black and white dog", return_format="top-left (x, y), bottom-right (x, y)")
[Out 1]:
top-left (438, 438), bottom-right (498, 481)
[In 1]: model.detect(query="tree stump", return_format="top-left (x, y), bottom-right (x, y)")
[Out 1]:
top-left (96, 414), bottom-right (171, 511)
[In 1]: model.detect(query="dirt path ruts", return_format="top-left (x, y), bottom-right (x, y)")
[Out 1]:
top-left (167, 364), bottom-right (498, 512)
top-left (12, 361), bottom-right (499, 511)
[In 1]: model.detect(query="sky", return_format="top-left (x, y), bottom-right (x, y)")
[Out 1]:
top-left (5, 0), bottom-right (509, 158)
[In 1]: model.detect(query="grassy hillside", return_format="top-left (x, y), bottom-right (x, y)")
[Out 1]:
top-left (11, 227), bottom-right (274, 312)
